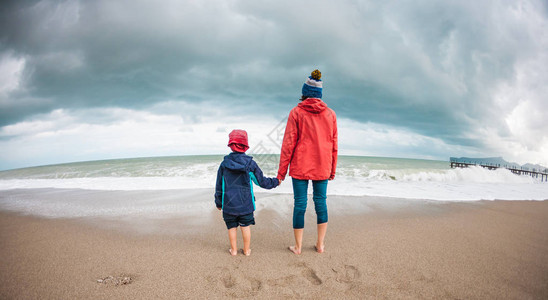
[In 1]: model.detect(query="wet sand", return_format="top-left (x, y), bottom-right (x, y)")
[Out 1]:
top-left (0, 194), bottom-right (547, 299)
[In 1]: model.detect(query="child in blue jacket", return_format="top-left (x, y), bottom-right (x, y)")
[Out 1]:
top-left (215, 129), bottom-right (279, 256)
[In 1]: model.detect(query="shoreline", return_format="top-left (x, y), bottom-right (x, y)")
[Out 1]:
top-left (1, 193), bottom-right (547, 299)
top-left (1, 188), bottom-right (547, 222)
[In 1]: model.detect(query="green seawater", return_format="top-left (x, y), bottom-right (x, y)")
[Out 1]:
top-left (0, 155), bottom-right (449, 180)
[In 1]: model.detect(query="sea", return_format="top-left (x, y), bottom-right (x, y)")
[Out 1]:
top-left (1, 154), bottom-right (547, 200)
top-left (0, 155), bottom-right (546, 219)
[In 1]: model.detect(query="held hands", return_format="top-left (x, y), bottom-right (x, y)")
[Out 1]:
top-left (276, 175), bottom-right (284, 186)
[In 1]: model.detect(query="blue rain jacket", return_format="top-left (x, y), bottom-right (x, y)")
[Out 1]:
top-left (215, 152), bottom-right (279, 216)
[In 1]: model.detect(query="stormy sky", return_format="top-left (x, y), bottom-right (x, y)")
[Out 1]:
top-left (1, 0), bottom-right (547, 170)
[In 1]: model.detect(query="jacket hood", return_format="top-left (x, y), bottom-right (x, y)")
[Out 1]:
top-left (222, 152), bottom-right (252, 171)
top-left (298, 98), bottom-right (327, 114)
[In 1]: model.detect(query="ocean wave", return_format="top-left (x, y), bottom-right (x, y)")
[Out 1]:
top-left (0, 172), bottom-right (546, 201)
top-left (332, 165), bottom-right (539, 184)
top-left (1, 156), bottom-right (546, 201)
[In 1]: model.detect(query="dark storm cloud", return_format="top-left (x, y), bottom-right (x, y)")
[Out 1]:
top-left (1, 0), bottom-right (547, 150)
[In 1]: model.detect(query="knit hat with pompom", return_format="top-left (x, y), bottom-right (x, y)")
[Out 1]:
top-left (302, 69), bottom-right (323, 99)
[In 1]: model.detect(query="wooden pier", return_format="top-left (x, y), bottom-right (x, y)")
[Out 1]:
top-left (450, 160), bottom-right (548, 182)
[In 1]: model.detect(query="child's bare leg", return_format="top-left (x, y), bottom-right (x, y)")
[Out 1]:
top-left (228, 228), bottom-right (238, 256)
top-left (316, 222), bottom-right (327, 253)
top-left (289, 228), bottom-right (304, 254)
top-left (241, 226), bottom-right (251, 256)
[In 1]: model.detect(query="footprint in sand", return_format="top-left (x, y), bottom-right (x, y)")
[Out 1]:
top-left (334, 265), bottom-right (360, 283)
top-left (294, 263), bottom-right (322, 285)
top-left (267, 275), bottom-right (297, 287)
top-left (249, 278), bottom-right (262, 293)
top-left (227, 277), bottom-right (262, 298)
top-left (220, 268), bottom-right (236, 289)
top-left (302, 268), bottom-right (322, 285)
top-left (266, 275), bottom-right (301, 298)
top-left (218, 267), bottom-right (262, 297)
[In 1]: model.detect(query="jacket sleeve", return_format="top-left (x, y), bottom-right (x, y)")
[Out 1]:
top-left (214, 165), bottom-right (223, 208)
top-left (277, 109), bottom-right (299, 180)
top-left (250, 160), bottom-right (279, 189)
top-left (330, 111), bottom-right (338, 180)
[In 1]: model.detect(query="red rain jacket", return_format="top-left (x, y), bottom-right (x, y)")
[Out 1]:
top-left (277, 98), bottom-right (338, 181)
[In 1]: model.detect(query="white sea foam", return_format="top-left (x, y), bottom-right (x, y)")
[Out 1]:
top-left (0, 156), bottom-right (546, 201)
top-left (399, 166), bottom-right (537, 183)
top-left (0, 173), bottom-right (546, 201)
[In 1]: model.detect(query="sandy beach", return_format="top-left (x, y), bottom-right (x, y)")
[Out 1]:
top-left (0, 191), bottom-right (547, 299)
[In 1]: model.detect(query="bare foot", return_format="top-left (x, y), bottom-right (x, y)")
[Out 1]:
top-left (229, 249), bottom-right (238, 256)
top-left (241, 249), bottom-right (251, 256)
top-left (315, 245), bottom-right (325, 253)
top-left (288, 246), bottom-right (301, 255)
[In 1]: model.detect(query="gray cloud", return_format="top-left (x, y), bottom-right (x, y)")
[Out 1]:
top-left (1, 0), bottom-right (547, 158)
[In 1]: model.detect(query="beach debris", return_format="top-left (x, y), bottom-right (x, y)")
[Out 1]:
top-left (96, 275), bottom-right (133, 286)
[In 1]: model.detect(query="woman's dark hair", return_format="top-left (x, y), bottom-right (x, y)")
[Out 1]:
top-left (300, 95), bottom-right (308, 101)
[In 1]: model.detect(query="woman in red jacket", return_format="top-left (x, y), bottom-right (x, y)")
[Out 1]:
top-left (277, 69), bottom-right (338, 254)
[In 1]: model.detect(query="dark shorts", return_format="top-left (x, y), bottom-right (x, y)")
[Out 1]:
top-left (223, 212), bottom-right (255, 229)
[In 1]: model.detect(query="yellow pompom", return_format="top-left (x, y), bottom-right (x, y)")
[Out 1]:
top-left (311, 69), bottom-right (321, 80)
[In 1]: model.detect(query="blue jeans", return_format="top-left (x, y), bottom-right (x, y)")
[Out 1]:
top-left (292, 178), bottom-right (328, 229)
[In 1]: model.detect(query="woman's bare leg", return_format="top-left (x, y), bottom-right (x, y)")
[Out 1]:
top-left (316, 222), bottom-right (327, 253)
top-left (289, 228), bottom-right (304, 254)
